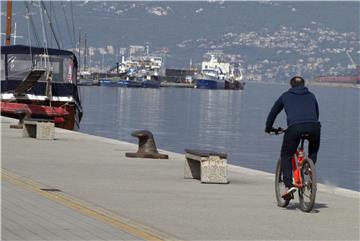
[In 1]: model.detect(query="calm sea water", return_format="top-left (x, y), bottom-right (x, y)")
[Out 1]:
top-left (79, 83), bottom-right (359, 191)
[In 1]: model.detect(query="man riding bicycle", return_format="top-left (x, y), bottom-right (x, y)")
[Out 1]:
top-left (265, 76), bottom-right (321, 199)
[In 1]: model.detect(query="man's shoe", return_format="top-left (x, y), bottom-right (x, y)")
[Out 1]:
top-left (281, 187), bottom-right (297, 200)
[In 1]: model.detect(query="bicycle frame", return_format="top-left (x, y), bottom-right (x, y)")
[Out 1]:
top-left (292, 138), bottom-right (306, 188)
top-left (272, 127), bottom-right (317, 212)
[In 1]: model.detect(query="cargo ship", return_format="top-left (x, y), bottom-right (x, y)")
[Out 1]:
top-left (195, 54), bottom-right (244, 90)
top-left (314, 65), bottom-right (360, 85)
top-left (314, 50), bottom-right (359, 85)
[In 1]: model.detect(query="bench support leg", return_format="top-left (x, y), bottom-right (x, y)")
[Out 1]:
top-left (184, 158), bottom-right (200, 179)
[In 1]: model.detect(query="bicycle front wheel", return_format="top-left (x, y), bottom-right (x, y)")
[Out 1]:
top-left (275, 158), bottom-right (290, 207)
top-left (298, 157), bottom-right (317, 212)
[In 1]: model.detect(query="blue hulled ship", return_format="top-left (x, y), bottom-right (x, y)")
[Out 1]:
top-left (195, 54), bottom-right (244, 90)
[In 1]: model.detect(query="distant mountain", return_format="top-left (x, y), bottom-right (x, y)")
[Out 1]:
top-left (2, 1), bottom-right (359, 81)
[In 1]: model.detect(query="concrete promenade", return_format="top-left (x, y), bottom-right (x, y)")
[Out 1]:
top-left (1, 116), bottom-right (359, 240)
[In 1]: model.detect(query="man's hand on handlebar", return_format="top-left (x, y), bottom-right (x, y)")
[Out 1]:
top-left (265, 127), bottom-right (285, 135)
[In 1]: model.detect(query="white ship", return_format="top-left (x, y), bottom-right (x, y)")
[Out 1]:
top-left (195, 54), bottom-right (244, 90)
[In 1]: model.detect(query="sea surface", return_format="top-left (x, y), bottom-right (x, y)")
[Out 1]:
top-left (79, 83), bottom-right (359, 191)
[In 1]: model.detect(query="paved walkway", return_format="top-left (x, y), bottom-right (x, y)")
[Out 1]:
top-left (1, 116), bottom-right (359, 240)
top-left (2, 180), bottom-right (140, 240)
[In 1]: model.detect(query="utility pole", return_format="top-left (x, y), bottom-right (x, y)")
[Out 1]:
top-left (5, 0), bottom-right (12, 46)
top-left (102, 53), bottom-right (105, 72)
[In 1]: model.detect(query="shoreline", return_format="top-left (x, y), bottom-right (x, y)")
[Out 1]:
top-left (59, 126), bottom-right (360, 196)
top-left (308, 81), bottom-right (360, 89)
top-left (2, 116), bottom-right (359, 240)
top-left (2, 115), bottom-right (358, 195)
top-left (244, 80), bottom-right (360, 89)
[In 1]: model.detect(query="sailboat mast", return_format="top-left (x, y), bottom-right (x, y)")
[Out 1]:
top-left (5, 0), bottom-right (12, 46)
top-left (78, 28), bottom-right (81, 71)
top-left (84, 32), bottom-right (87, 71)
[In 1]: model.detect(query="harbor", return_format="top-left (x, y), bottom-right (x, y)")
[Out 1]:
top-left (78, 82), bottom-right (360, 192)
top-left (79, 51), bottom-right (245, 90)
top-left (1, 2), bottom-right (358, 135)
top-left (1, 1), bottom-right (359, 240)
top-left (1, 116), bottom-right (359, 240)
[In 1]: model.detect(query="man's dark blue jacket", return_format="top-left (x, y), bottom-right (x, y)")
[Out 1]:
top-left (266, 86), bottom-right (320, 128)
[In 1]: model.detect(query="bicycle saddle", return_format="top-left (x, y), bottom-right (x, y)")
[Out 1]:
top-left (301, 133), bottom-right (310, 139)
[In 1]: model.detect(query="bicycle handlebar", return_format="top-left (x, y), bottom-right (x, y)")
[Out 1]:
top-left (268, 127), bottom-right (286, 135)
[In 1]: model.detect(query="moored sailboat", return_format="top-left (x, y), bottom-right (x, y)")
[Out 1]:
top-left (1, 45), bottom-right (83, 130)
top-left (1, 1), bottom-right (83, 130)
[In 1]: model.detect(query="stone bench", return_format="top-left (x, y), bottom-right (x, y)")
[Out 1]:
top-left (23, 119), bottom-right (55, 140)
top-left (184, 149), bottom-right (228, 184)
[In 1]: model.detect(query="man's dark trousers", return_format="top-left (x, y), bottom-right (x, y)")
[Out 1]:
top-left (281, 122), bottom-right (321, 188)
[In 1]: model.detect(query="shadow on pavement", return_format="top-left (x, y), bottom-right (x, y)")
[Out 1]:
top-left (284, 202), bottom-right (328, 213)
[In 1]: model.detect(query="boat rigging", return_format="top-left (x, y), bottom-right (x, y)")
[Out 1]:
top-left (1, 0), bottom-right (83, 130)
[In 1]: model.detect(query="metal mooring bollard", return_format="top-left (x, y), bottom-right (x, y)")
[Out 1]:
top-left (125, 130), bottom-right (169, 159)
top-left (10, 109), bottom-right (31, 129)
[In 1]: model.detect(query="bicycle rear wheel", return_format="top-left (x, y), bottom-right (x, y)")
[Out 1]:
top-left (298, 157), bottom-right (317, 212)
top-left (275, 158), bottom-right (290, 207)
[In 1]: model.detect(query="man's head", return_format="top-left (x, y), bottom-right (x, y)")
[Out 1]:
top-left (290, 76), bottom-right (305, 88)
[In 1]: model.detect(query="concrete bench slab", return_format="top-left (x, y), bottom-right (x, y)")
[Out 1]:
top-left (23, 119), bottom-right (55, 140)
top-left (184, 149), bottom-right (228, 184)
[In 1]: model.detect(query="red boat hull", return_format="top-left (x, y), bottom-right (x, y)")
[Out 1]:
top-left (0, 102), bottom-right (77, 130)
top-left (315, 76), bottom-right (360, 84)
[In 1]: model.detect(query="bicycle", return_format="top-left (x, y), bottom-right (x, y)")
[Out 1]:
top-left (270, 127), bottom-right (317, 212)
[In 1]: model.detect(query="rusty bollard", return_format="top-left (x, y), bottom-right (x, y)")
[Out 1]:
top-left (10, 109), bottom-right (31, 129)
top-left (125, 130), bottom-right (169, 159)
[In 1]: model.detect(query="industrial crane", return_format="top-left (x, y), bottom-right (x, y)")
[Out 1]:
top-left (346, 50), bottom-right (357, 69)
